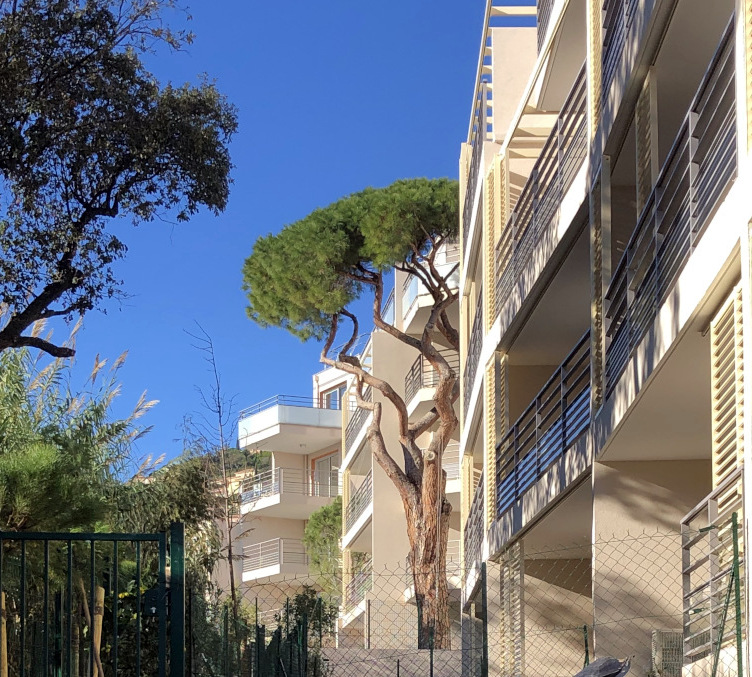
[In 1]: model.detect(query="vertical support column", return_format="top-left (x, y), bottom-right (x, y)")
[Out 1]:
top-left (587, 0), bottom-right (603, 145)
top-left (169, 523), bottom-right (186, 677)
top-left (484, 158), bottom-right (498, 333)
top-left (590, 156), bottom-right (610, 412)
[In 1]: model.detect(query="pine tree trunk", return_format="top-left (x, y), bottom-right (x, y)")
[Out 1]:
top-left (406, 477), bottom-right (452, 650)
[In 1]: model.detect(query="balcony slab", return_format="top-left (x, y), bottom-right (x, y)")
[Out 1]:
top-left (238, 404), bottom-right (341, 454)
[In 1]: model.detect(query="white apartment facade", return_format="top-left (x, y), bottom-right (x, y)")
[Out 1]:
top-left (459, 0), bottom-right (751, 676)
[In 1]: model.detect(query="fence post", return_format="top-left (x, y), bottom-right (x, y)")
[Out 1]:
top-left (170, 522), bottom-right (186, 677)
top-left (732, 512), bottom-right (743, 677)
top-left (429, 626), bottom-right (434, 677)
top-left (481, 562), bottom-right (488, 677)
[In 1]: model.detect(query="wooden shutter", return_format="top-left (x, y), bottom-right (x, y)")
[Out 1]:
top-left (484, 362), bottom-right (497, 528)
top-left (711, 285), bottom-right (744, 489)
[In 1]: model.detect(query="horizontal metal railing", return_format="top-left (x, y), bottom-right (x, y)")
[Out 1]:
top-left (405, 348), bottom-right (460, 405)
top-left (382, 289), bottom-right (395, 326)
top-left (242, 538), bottom-right (308, 573)
top-left (681, 466), bottom-right (744, 662)
top-left (601, 0), bottom-right (643, 104)
top-left (345, 386), bottom-right (372, 454)
top-left (345, 558), bottom-right (373, 609)
top-left (239, 394), bottom-right (342, 421)
top-left (495, 331), bottom-right (591, 518)
top-left (462, 290), bottom-right (484, 419)
top-left (605, 20), bottom-right (736, 394)
top-left (537, 0), bottom-right (555, 51)
top-left (442, 442), bottom-right (462, 481)
top-left (494, 63), bottom-right (587, 321)
top-left (464, 474), bottom-right (485, 570)
top-left (463, 83), bottom-right (489, 256)
top-left (345, 470), bottom-right (373, 534)
top-left (241, 468), bottom-right (340, 504)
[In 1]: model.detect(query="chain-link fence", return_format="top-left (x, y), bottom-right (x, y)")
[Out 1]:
top-left (196, 515), bottom-right (745, 677)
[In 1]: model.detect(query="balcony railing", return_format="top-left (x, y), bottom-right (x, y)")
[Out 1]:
top-left (441, 442), bottom-right (462, 481)
top-left (345, 386), bottom-right (372, 455)
top-left (537, 0), bottom-right (555, 51)
top-left (495, 331), bottom-right (591, 518)
top-left (463, 83), bottom-right (490, 257)
top-left (602, 0), bottom-right (641, 103)
top-left (239, 394), bottom-right (342, 421)
top-left (404, 348), bottom-right (460, 405)
top-left (345, 470), bottom-right (373, 533)
top-left (382, 289), bottom-right (395, 326)
top-left (495, 64), bottom-right (587, 321)
top-left (463, 291), bottom-right (484, 419)
top-left (681, 466), bottom-right (744, 663)
top-left (345, 558), bottom-right (373, 609)
top-left (605, 21), bottom-right (736, 394)
top-left (464, 474), bottom-right (485, 569)
top-left (243, 538), bottom-right (308, 573)
top-left (241, 468), bottom-right (340, 504)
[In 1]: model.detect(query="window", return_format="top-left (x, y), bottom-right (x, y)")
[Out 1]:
top-left (320, 383), bottom-right (347, 410)
top-left (313, 452), bottom-right (340, 497)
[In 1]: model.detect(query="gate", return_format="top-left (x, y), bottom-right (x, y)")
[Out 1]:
top-left (0, 522), bottom-right (184, 676)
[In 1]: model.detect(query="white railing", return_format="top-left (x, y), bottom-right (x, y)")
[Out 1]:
top-left (681, 466), bottom-right (744, 663)
top-left (442, 442), bottom-right (462, 481)
top-left (464, 474), bottom-right (485, 569)
top-left (241, 468), bottom-right (340, 505)
top-left (345, 470), bottom-right (373, 533)
top-left (243, 538), bottom-right (308, 573)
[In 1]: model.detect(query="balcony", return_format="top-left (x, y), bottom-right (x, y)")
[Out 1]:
top-left (463, 83), bottom-right (490, 258)
top-left (495, 63), bottom-right (587, 324)
top-left (240, 468), bottom-right (340, 519)
top-left (404, 348), bottom-right (460, 418)
top-left (463, 290), bottom-right (483, 420)
top-left (238, 395), bottom-right (342, 454)
top-left (345, 558), bottom-right (373, 612)
top-left (681, 466), bottom-right (744, 666)
top-left (400, 242), bottom-right (460, 336)
top-left (605, 21), bottom-right (736, 395)
top-left (242, 538), bottom-right (309, 582)
top-left (344, 470), bottom-right (373, 542)
top-left (495, 331), bottom-right (590, 518)
top-left (344, 386), bottom-right (372, 457)
top-left (536, 0), bottom-right (555, 52)
top-left (464, 474), bottom-right (485, 572)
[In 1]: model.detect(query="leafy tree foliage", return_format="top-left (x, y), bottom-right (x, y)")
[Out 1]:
top-left (303, 496), bottom-right (342, 595)
top-left (0, 0), bottom-right (237, 358)
top-left (243, 178), bottom-right (460, 648)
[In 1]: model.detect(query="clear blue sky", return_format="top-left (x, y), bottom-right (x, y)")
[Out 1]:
top-left (64, 1), bottom-right (534, 461)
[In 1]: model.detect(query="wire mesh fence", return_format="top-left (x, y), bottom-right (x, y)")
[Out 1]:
top-left (195, 515), bottom-right (745, 677)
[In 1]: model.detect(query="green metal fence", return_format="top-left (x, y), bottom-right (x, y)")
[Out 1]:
top-left (0, 522), bottom-right (185, 677)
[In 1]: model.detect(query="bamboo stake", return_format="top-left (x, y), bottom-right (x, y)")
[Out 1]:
top-left (93, 586), bottom-right (105, 677)
top-left (0, 592), bottom-right (7, 677)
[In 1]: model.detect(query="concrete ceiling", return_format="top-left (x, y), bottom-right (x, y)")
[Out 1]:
top-left (600, 325), bottom-right (711, 462)
top-left (508, 229), bottom-right (590, 366)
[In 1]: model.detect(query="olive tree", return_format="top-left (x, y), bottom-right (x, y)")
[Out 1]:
top-left (242, 178), bottom-right (459, 648)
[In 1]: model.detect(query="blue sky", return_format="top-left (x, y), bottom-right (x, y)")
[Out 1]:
top-left (63, 1), bottom-right (533, 462)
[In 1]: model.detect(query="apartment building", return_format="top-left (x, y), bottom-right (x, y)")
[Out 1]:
top-left (339, 255), bottom-right (463, 649)
top-left (459, 0), bottom-right (750, 675)
top-left (232, 365), bottom-right (349, 616)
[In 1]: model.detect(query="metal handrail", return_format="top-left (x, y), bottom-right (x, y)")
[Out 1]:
top-left (463, 84), bottom-right (488, 256)
top-left (463, 290), bottom-right (484, 418)
top-left (345, 470), bottom-right (373, 533)
top-left (239, 394), bottom-right (342, 421)
top-left (241, 468), bottom-right (340, 504)
top-left (681, 466), bottom-right (744, 661)
top-left (495, 331), bottom-right (591, 518)
top-left (494, 63), bottom-right (587, 322)
top-left (605, 20), bottom-right (736, 394)
top-left (345, 386), bottom-right (372, 454)
top-left (464, 474), bottom-right (485, 569)
top-left (405, 348), bottom-right (461, 404)
top-left (345, 558), bottom-right (373, 608)
top-left (242, 538), bottom-right (309, 573)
